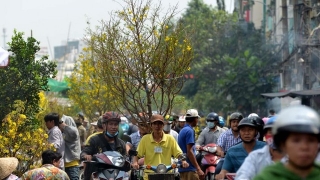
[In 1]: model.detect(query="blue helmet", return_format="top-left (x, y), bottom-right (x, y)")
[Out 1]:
top-left (263, 116), bottom-right (277, 135)
top-left (264, 116), bottom-right (277, 130)
top-left (219, 116), bottom-right (225, 127)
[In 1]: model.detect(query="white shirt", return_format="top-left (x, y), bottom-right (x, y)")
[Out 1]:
top-left (169, 129), bottom-right (179, 142)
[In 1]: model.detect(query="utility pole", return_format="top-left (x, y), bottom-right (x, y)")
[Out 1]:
top-left (2, 28), bottom-right (6, 49)
top-left (281, 0), bottom-right (289, 89)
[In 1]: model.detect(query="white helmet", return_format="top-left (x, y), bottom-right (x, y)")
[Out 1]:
top-left (272, 105), bottom-right (320, 136)
top-left (248, 113), bottom-right (259, 118)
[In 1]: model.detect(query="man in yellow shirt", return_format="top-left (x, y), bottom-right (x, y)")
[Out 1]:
top-left (132, 114), bottom-right (189, 180)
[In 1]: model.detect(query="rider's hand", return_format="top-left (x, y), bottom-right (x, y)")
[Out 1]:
top-left (215, 173), bottom-right (225, 180)
top-left (84, 155), bottom-right (92, 161)
top-left (217, 150), bottom-right (225, 158)
top-left (196, 168), bottom-right (205, 180)
top-left (132, 162), bottom-right (139, 170)
top-left (181, 160), bottom-right (189, 168)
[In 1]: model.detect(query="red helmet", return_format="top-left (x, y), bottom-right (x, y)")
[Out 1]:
top-left (102, 111), bottom-right (121, 123)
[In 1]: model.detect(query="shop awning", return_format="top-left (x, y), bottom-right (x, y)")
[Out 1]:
top-left (261, 90), bottom-right (320, 99)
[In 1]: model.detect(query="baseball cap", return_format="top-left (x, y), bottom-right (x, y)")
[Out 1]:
top-left (186, 109), bottom-right (200, 118)
top-left (178, 116), bottom-right (186, 122)
top-left (150, 114), bottom-right (164, 124)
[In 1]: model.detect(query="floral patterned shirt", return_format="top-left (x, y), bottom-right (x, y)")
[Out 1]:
top-left (21, 164), bottom-right (70, 180)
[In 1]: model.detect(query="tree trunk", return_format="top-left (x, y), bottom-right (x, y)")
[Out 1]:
top-left (148, 173), bottom-right (175, 180)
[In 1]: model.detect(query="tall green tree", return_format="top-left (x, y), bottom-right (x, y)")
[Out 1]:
top-left (180, 0), bottom-right (280, 114)
top-left (0, 31), bottom-right (57, 120)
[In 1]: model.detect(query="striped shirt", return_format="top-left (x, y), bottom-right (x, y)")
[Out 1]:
top-left (217, 128), bottom-right (242, 152)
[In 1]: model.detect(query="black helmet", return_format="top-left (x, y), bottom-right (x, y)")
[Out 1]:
top-left (229, 112), bottom-right (243, 121)
top-left (248, 116), bottom-right (264, 130)
top-left (238, 117), bottom-right (258, 130)
top-left (206, 112), bottom-right (219, 121)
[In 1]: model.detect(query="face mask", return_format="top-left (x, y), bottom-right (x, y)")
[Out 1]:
top-left (163, 124), bottom-right (172, 132)
top-left (207, 122), bottom-right (215, 129)
top-left (105, 131), bottom-right (119, 138)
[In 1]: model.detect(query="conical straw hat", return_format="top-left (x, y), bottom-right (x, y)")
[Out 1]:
top-left (0, 157), bottom-right (18, 179)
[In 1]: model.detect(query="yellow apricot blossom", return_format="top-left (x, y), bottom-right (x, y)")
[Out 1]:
top-left (0, 101), bottom-right (54, 176)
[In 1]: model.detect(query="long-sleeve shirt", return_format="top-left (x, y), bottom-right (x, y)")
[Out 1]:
top-left (196, 126), bottom-right (225, 146)
top-left (48, 126), bottom-right (65, 168)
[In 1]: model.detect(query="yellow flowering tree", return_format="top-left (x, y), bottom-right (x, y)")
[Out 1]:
top-left (84, 0), bottom-right (194, 120)
top-left (67, 50), bottom-right (117, 119)
top-left (0, 99), bottom-right (55, 176)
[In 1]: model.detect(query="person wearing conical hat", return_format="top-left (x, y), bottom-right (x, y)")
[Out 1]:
top-left (0, 157), bottom-right (19, 180)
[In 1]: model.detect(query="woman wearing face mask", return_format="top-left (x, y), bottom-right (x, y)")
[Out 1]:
top-left (235, 116), bottom-right (285, 180)
top-left (163, 115), bottom-right (179, 142)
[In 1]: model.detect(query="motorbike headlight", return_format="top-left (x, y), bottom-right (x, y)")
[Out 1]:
top-left (108, 155), bottom-right (125, 167)
top-left (207, 146), bottom-right (217, 153)
top-left (156, 164), bottom-right (167, 173)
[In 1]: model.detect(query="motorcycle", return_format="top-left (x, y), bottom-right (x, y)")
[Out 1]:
top-left (128, 149), bottom-right (180, 180)
top-left (83, 151), bottom-right (131, 180)
top-left (198, 143), bottom-right (221, 180)
top-left (141, 161), bottom-right (181, 180)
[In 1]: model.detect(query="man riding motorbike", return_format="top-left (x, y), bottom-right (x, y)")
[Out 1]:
top-left (235, 116), bottom-right (285, 180)
top-left (196, 112), bottom-right (226, 172)
top-left (215, 112), bottom-right (243, 174)
top-left (215, 117), bottom-right (266, 179)
top-left (80, 111), bottom-right (127, 180)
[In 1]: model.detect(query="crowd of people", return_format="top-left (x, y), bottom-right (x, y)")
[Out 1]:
top-left (1, 105), bottom-right (320, 180)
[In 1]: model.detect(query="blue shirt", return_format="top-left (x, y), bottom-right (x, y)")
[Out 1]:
top-left (178, 124), bottom-right (196, 172)
top-left (222, 141), bottom-right (266, 173)
top-left (127, 131), bottom-right (142, 150)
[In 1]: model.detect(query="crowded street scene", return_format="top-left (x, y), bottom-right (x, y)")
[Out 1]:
top-left (2, 0), bottom-right (320, 180)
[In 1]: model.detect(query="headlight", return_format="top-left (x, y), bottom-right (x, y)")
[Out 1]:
top-left (207, 146), bottom-right (217, 153)
top-left (156, 164), bottom-right (167, 173)
top-left (108, 155), bottom-right (125, 166)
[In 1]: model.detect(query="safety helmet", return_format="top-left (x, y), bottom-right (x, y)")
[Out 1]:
top-left (164, 115), bottom-right (174, 124)
top-left (272, 105), bottom-right (320, 136)
top-left (249, 116), bottom-right (264, 129)
top-left (248, 113), bottom-right (259, 118)
top-left (102, 111), bottom-right (121, 123)
top-left (238, 117), bottom-right (258, 130)
top-left (229, 112), bottom-right (243, 122)
top-left (206, 112), bottom-right (219, 121)
top-left (263, 116), bottom-right (276, 135)
top-left (219, 116), bottom-right (225, 127)
top-left (264, 116), bottom-right (277, 130)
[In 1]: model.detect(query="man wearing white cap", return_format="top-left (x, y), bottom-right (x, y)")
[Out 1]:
top-left (174, 116), bottom-right (186, 133)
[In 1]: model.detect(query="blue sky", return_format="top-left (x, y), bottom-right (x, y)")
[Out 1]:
top-left (1, 0), bottom-right (233, 59)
